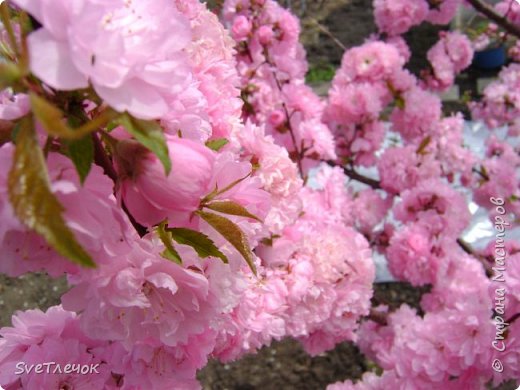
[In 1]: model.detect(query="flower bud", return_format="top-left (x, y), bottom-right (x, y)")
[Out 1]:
top-left (117, 137), bottom-right (215, 226)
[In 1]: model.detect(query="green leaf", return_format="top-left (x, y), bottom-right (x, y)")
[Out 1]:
top-left (201, 172), bottom-right (252, 204)
top-left (31, 94), bottom-right (117, 141)
top-left (168, 227), bottom-right (228, 264)
top-left (205, 200), bottom-right (262, 222)
top-left (8, 117), bottom-right (95, 268)
top-left (30, 93), bottom-right (75, 138)
top-left (205, 138), bottom-right (229, 151)
top-left (115, 113), bottom-right (171, 175)
top-left (0, 61), bottom-right (21, 88)
top-left (161, 247), bottom-right (182, 264)
top-left (157, 221), bottom-right (183, 264)
top-left (65, 136), bottom-right (94, 184)
top-left (196, 211), bottom-right (256, 275)
top-left (395, 96), bottom-right (405, 110)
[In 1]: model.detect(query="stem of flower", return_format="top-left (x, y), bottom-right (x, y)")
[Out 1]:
top-left (92, 133), bottom-right (147, 237)
top-left (0, 3), bottom-right (19, 58)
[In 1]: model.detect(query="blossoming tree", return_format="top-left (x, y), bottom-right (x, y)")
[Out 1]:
top-left (0, 0), bottom-right (518, 389)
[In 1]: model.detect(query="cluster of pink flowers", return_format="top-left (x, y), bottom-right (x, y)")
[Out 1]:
top-left (331, 239), bottom-right (520, 389)
top-left (214, 165), bottom-right (375, 360)
top-left (324, 40), bottom-right (405, 166)
top-left (423, 31), bottom-right (474, 91)
top-left (495, 0), bottom-right (520, 25)
top-left (0, 0), bottom-right (277, 387)
top-left (324, 37), bottom-right (475, 179)
top-left (223, 0), bottom-right (336, 174)
top-left (0, 0), bottom-right (519, 389)
top-left (387, 178), bottom-right (470, 285)
top-left (471, 63), bottom-right (520, 137)
top-left (0, 141), bottom-right (136, 278)
top-left (471, 135), bottom-right (520, 218)
top-left (373, 0), bottom-right (460, 36)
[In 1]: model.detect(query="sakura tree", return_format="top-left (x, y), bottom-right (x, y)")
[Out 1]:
top-left (0, 0), bottom-right (518, 389)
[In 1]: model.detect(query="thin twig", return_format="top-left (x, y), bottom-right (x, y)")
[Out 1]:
top-left (264, 50), bottom-right (306, 178)
top-left (0, 3), bottom-right (19, 57)
top-left (308, 17), bottom-right (346, 51)
top-left (466, 0), bottom-right (520, 39)
top-left (456, 237), bottom-right (493, 276)
top-left (326, 160), bottom-right (381, 189)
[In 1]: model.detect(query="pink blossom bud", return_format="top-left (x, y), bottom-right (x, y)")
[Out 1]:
top-left (117, 137), bottom-right (215, 227)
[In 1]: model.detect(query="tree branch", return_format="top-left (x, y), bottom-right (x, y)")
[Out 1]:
top-left (326, 161), bottom-right (381, 189)
top-left (308, 17), bottom-right (346, 51)
top-left (466, 0), bottom-right (520, 39)
top-left (264, 50), bottom-right (306, 179)
top-left (506, 312), bottom-right (520, 325)
top-left (456, 238), bottom-right (493, 276)
top-left (367, 308), bottom-right (388, 326)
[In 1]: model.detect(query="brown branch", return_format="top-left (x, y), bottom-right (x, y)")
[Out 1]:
top-left (506, 312), bottom-right (520, 325)
top-left (326, 160), bottom-right (381, 189)
top-left (466, 0), bottom-right (520, 39)
top-left (308, 17), bottom-right (346, 51)
top-left (367, 308), bottom-right (388, 326)
top-left (343, 166), bottom-right (381, 189)
top-left (264, 50), bottom-right (306, 178)
top-left (456, 238), bottom-right (493, 276)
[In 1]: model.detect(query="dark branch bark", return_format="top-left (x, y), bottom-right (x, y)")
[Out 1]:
top-left (466, 0), bottom-right (520, 39)
top-left (326, 161), bottom-right (381, 189)
top-left (506, 312), bottom-right (520, 325)
top-left (456, 238), bottom-right (493, 276)
top-left (343, 166), bottom-right (381, 189)
top-left (367, 309), bottom-right (388, 326)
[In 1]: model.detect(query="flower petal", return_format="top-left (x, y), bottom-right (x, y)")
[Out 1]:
top-left (28, 30), bottom-right (89, 90)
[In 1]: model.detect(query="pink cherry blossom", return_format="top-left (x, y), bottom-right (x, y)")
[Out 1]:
top-left (390, 87), bottom-right (442, 142)
top-left (0, 145), bottom-right (134, 278)
top-left (374, 0), bottom-right (429, 36)
top-left (386, 222), bottom-right (451, 285)
top-left (14, 0), bottom-right (193, 119)
top-left (426, 0), bottom-right (460, 24)
top-left (377, 145), bottom-right (441, 194)
top-left (0, 306), bottom-right (111, 389)
top-left (394, 178), bottom-right (470, 235)
top-left (0, 91), bottom-right (29, 121)
top-left (231, 15), bottom-right (252, 40)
